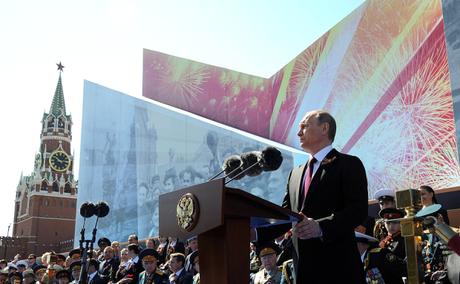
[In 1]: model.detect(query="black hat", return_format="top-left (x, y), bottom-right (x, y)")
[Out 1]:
top-left (32, 265), bottom-right (46, 275)
top-left (55, 269), bottom-right (71, 280)
top-left (139, 249), bottom-right (159, 262)
top-left (97, 237), bottom-right (111, 247)
top-left (69, 248), bottom-right (81, 259)
top-left (69, 261), bottom-right (81, 272)
top-left (378, 208), bottom-right (406, 220)
top-left (256, 242), bottom-right (280, 257)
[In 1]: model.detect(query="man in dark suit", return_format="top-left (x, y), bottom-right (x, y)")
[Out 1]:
top-left (98, 246), bottom-right (120, 284)
top-left (257, 110), bottom-right (368, 284)
top-left (87, 259), bottom-right (105, 284)
top-left (168, 253), bottom-right (193, 284)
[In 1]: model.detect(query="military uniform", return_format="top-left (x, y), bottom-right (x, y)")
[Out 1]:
top-left (373, 218), bottom-right (389, 241)
top-left (280, 259), bottom-right (295, 284)
top-left (137, 249), bottom-right (167, 284)
top-left (364, 247), bottom-right (406, 284)
top-left (373, 189), bottom-right (396, 241)
top-left (379, 232), bottom-right (406, 260)
top-left (253, 266), bottom-right (282, 284)
top-left (253, 242), bottom-right (282, 284)
top-left (378, 208), bottom-right (406, 260)
top-left (138, 270), bottom-right (168, 284)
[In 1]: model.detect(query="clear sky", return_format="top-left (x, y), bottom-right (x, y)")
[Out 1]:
top-left (0, 0), bottom-right (365, 237)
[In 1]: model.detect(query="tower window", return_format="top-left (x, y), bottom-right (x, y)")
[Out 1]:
top-left (52, 182), bottom-right (59, 192)
top-left (41, 181), bottom-right (48, 191)
top-left (48, 118), bottom-right (55, 128)
top-left (64, 183), bottom-right (71, 193)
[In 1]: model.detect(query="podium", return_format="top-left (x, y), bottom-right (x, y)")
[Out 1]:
top-left (159, 178), bottom-right (300, 284)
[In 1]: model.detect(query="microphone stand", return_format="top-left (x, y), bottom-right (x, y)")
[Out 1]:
top-left (79, 218), bottom-right (89, 284)
top-left (207, 169), bottom-right (225, 181)
top-left (224, 161), bottom-right (260, 185)
top-left (79, 217), bottom-right (99, 284)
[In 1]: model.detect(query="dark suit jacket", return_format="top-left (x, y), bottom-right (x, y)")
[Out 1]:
top-left (175, 269), bottom-right (193, 284)
top-left (258, 149), bottom-right (368, 284)
top-left (125, 258), bottom-right (144, 284)
top-left (88, 273), bottom-right (105, 284)
top-left (99, 258), bottom-right (120, 283)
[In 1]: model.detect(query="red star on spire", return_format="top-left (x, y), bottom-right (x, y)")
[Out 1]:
top-left (56, 62), bottom-right (65, 72)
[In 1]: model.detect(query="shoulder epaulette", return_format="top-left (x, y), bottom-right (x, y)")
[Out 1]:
top-left (155, 269), bottom-right (164, 276)
top-left (370, 248), bottom-right (382, 253)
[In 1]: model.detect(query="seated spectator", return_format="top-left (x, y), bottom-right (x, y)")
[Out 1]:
top-left (145, 237), bottom-right (158, 250)
top-left (27, 254), bottom-right (38, 270)
top-left (0, 268), bottom-right (7, 284)
top-left (22, 269), bottom-right (35, 284)
top-left (33, 265), bottom-right (46, 283)
top-left (111, 241), bottom-right (121, 261)
top-left (168, 253), bottom-right (193, 284)
top-left (55, 269), bottom-right (71, 284)
top-left (138, 249), bottom-right (168, 284)
top-left (87, 259), bottom-right (104, 284)
top-left (0, 260), bottom-right (7, 270)
top-left (8, 271), bottom-right (22, 284)
top-left (69, 261), bottom-right (81, 284)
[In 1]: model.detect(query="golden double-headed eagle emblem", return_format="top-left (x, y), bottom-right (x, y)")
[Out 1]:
top-left (176, 193), bottom-right (200, 231)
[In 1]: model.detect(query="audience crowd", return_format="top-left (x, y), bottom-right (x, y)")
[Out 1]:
top-left (1, 186), bottom-right (459, 284)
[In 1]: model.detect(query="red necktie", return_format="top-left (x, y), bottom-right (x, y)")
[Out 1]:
top-left (302, 157), bottom-right (317, 205)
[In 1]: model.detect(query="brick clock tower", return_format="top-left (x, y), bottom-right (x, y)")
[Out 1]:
top-left (13, 63), bottom-right (78, 255)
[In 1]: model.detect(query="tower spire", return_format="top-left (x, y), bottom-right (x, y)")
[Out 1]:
top-left (49, 62), bottom-right (66, 117)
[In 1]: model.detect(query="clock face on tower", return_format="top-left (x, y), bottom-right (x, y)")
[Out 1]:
top-left (49, 150), bottom-right (70, 172)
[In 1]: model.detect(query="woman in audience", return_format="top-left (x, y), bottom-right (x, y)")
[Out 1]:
top-left (419, 185), bottom-right (450, 225)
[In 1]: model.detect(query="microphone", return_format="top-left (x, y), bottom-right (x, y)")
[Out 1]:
top-left (223, 155), bottom-right (245, 179)
top-left (94, 201), bottom-right (110, 218)
top-left (208, 155), bottom-right (242, 181)
top-left (80, 202), bottom-right (96, 218)
top-left (225, 147), bottom-right (283, 184)
top-left (260, 147), bottom-right (283, 171)
top-left (240, 151), bottom-right (263, 176)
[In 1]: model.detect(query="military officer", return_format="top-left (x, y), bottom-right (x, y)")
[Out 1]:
top-left (378, 208), bottom-right (406, 260)
top-left (69, 261), bottom-right (81, 284)
top-left (373, 188), bottom-right (396, 241)
top-left (138, 249), bottom-right (168, 284)
top-left (355, 231), bottom-right (406, 284)
top-left (253, 242), bottom-right (282, 284)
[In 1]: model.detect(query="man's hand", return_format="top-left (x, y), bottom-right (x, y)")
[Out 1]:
top-left (294, 213), bottom-right (322, 239)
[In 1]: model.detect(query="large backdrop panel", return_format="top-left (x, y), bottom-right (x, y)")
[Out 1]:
top-left (142, 0), bottom-right (460, 196)
top-left (76, 81), bottom-right (302, 242)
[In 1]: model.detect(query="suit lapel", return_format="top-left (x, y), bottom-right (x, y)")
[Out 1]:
top-left (304, 149), bottom-right (339, 202)
top-left (289, 164), bottom-right (306, 212)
